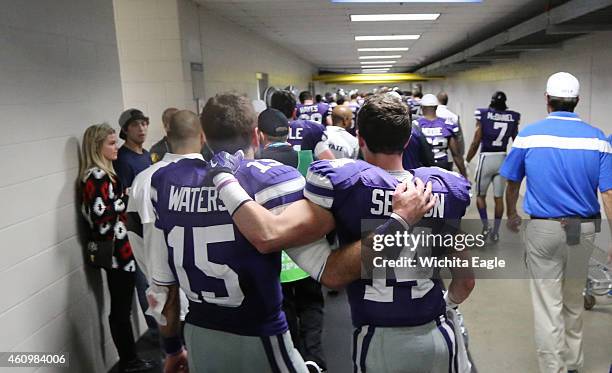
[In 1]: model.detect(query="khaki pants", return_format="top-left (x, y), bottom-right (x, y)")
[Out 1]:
top-left (524, 220), bottom-right (595, 373)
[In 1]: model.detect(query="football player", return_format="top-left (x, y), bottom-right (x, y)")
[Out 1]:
top-left (402, 119), bottom-right (435, 170)
top-left (210, 94), bottom-right (475, 373)
top-left (418, 94), bottom-right (467, 177)
top-left (271, 90), bottom-right (335, 160)
top-left (326, 105), bottom-right (359, 159)
top-left (296, 91), bottom-right (329, 125)
top-left (127, 110), bottom-right (204, 372)
top-left (346, 92), bottom-right (361, 135)
top-left (407, 90), bottom-right (423, 117)
top-left (466, 91), bottom-right (520, 242)
top-left (150, 93), bottom-right (433, 373)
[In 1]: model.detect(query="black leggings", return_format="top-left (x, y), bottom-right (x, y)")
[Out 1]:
top-left (105, 268), bottom-right (137, 362)
top-left (282, 277), bottom-right (326, 369)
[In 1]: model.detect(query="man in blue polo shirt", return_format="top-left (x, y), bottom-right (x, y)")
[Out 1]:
top-left (501, 72), bottom-right (612, 373)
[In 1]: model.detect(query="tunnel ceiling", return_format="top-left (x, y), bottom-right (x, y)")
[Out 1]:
top-left (194, 0), bottom-right (573, 74)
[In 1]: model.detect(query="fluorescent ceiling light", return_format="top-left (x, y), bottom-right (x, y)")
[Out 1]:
top-left (358, 47), bottom-right (409, 52)
top-left (359, 55), bottom-right (401, 59)
top-left (362, 69), bottom-right (390, 73)
top-left (351, 14), bottom-right (439, 22)
top-left (356, 35), bottom-right (420, 41)
top-left (360, 60), bottom-right (397, 64)
top-left (359, 65), bottom-right (393, 68)
top-left (335, 0), bottom-right (480, 3)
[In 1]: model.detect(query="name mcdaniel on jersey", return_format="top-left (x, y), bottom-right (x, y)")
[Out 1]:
top-left (304, 159), bottom-right (471, 327)
top-left (475, 108), bottom-right (520, 153)
top-left (150, 157), bottom-right (305, 337)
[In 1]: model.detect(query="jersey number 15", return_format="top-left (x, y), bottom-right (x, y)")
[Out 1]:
top-left (168, 225), bottom-right (245, 307)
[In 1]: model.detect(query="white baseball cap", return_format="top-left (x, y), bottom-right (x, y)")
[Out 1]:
top-left (386, 91), bottom-right (402, 101)
top-left (421, 93), bottom-right (439, 106)
top-left (546, 72), bottom-right (580, 98)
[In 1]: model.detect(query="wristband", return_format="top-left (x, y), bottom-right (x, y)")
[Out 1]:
top-left (213, 173), bottom-right (253, 215)
top-left (390, 213), bottom-right (411, 232)
top-left (374, 214), bottom-right (412, 237)
top-left (162, 336), bottom-right (183, 356)
top-left (444, 291), bottom-right (460, 309)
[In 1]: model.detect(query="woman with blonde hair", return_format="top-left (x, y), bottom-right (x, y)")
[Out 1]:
top-left (80, 123), bottom-right (154, 372)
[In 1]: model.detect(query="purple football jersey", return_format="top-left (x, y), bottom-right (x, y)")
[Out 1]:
top-left (402, 125), bottom-right (426, 170)
top-left (288, 119), bottom-right (327, 152)
top-left (347, 102), bottom-right (360, 135)
top-left (475, 108), bottom-right (520, 152)
top-left (304, 159), bottom-right (471, 327)
top-left (296, 102), bottom-right (329, 124)
top-left (418, 117), bottom-right (458, 163)
top-left (151, 157), bottom-right (304, 336)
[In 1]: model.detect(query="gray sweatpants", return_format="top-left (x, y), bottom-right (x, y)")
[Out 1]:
top-left (352, 317), bottom-right (456, 373)
top-left (184, 323), bottom-right (308, 373)
top-left (475, 152), bottom-right (506, 197)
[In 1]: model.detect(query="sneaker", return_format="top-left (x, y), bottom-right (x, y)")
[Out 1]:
top-left (481, 226), bottom-right (491, 241)
top-left (120, 358), bottom-right (156, 373)
top-left (305, 361), bottom-right (324, 373)
top-left (490, 232), bottom-right (499, 243)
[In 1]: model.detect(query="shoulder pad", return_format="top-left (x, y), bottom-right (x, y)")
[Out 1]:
top-left (236, 158), bottom-right (304, 199)
top-left (412, 167), bottom-right (471, 206)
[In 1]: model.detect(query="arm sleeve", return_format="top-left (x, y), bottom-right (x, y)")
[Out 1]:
top-left (151, 225), bottom-right (177, 286)
top-left (418, 132), bottom-right (436, 167)
top-left (311, 124), bottom-right (331, 157)
top-left (499, 137), bottom-right (527, 182)
top-left (113, 158), bottom-right (132, 190)
top-left (127, 174), bottom-right (156, 224)
top-left (285, 238), bottom-right (332, 282)
top-left (83, 174), bottom-right (124, 234)
top-left (447, 121), bottom-right (459, 135)
top-left (304, 161), bottom-right (335, 209)
top-left (243, 160), bottom-right (306, 210)
top-left (599, 139), bottom-right (612, 192)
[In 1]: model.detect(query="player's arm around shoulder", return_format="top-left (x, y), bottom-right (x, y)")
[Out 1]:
top-left (235, 198), bottom-right (335, 253)
top-left (213, 157), bottom-right (336, 253)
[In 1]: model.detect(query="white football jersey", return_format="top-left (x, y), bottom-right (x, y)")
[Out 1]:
top-left (127, 152), bottom-right (204, 281)
top-left (325, 126), bottom-right (359, 159)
